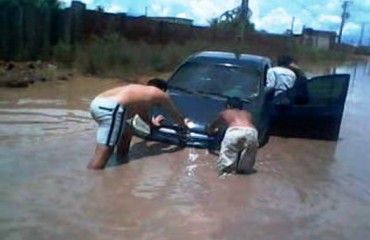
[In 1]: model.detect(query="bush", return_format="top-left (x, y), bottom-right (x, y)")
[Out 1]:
top-left (52, 42), bottom-right (74, 67)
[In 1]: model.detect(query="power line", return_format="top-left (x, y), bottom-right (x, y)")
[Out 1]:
top-left (289, 0), bottom-right (320, 18)
top-left (350, 5), bottom-right (370, 13)
top-left (266, 0), bottom-right (317, 33)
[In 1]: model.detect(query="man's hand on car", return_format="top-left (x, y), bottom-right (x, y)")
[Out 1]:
top-left (151, 115), bottom-right (165, 127)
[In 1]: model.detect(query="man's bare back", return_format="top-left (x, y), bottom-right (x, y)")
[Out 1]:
top-left (97, 84), bottom-right (164, 105)
top-left (218, 109), bottom-right (255, 128)
top-left (208, 98), bottom-right (258, 175)
top-left (97, 84), bottom-right (183, 123)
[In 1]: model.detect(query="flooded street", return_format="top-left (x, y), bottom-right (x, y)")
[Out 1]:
top-left (1, 60), bottom-right (370, 240)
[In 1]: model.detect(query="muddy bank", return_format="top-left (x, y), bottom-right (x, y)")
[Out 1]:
top-left (0, 61), bottom-right (71, 88)
top-left (0, 60), bottom-right (172, 89)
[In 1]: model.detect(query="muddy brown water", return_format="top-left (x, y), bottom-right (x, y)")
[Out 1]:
top-left (1, 61), bottom-right (370, 240)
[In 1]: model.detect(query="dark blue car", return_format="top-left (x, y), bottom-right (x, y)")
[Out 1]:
top-left (131, 51), bottom-right (350, 149)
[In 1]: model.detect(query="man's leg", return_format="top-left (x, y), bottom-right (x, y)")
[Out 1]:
top-left (116, 127), bottom-right (133, 163)
top-left (218, 136), bottom-right (239, 175)
top-left (237, 139), bottom-right (258, 174)
top-left (88, 97), bottom-right (123, 169)
top-left (88, 144), bottom-right (114, 169)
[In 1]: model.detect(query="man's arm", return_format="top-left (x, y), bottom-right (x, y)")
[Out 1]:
top-left (208, 113), bottom-right (223, 135)
top-left (266, 68), bottom-right (276, 88)
top-left (134, 106), bottom-right (150, 124)
top-left (158, 96), bottom-right (187, 128)
top-left (134, 108), bottom-right (165, 128)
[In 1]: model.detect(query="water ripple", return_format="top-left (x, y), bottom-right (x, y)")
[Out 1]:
top-left (0, 108), bottom-right (93, 139)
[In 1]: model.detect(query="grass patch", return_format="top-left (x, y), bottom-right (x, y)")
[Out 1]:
top-left (52, 35), bottom-right (351, 79)
top-left (291, 45), bottom-right (348, 64)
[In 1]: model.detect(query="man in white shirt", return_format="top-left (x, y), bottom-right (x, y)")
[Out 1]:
top-left (266, 55), bottom-right (297, 96)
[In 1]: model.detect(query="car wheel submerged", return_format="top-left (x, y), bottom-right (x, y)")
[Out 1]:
top-left (258, 127), bottom-right (270, 147)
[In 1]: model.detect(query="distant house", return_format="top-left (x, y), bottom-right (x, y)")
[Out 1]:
top-left (296, 28), bottom-right (337, 50)
top-left (147, 17), bottom-right (193, 26)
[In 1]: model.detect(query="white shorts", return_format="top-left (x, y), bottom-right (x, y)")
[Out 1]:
top-left (218, 126), bottom-right (258, 173)
top-left (90, 97), bottom-right (127, 147)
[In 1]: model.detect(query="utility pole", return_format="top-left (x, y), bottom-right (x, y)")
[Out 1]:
top-left (239, 0), bottom-right (249, 44)
top-left (338, 0), bottom-right (352, 44)
top-left (358, 22), bottom-right (366, 46)
top-left (290, 16), bottom-right (295, 35)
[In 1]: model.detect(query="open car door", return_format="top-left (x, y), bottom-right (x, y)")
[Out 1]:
top-left (269, 74), bottom-right (350, 140)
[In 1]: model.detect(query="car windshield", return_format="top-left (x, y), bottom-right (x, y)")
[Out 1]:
top-left (168, 62), bottom-right (260, 100)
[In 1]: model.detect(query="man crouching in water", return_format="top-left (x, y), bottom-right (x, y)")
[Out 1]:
top-left (208, 97), bottom-right (258, 176)
top-left (88, 79), bottom-right (187, 170)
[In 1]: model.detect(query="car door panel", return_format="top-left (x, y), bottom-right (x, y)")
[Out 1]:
top-left (270, 74), bottom-right (350, 140)
top-left (256, 87), bottom-right (275, 146)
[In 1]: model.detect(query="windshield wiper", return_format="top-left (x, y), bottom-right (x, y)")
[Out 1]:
top-left (196, 90), bottom-right (228, 99)
top-left (168, 86), bottom-right (196, 95)
top-left (197, 90), bottom-right (255, 102)
top-left (240, 97), bottom-right (253, 103)
top-left (170, 87), bottom-right (254, 102)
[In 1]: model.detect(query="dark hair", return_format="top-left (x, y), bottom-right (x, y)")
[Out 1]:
top-left (277, 55), bottom-right (295, 67)
top-left (226, 97), bottom-right (243, 109)
top-left (147, 78), bottom-right (168, 91)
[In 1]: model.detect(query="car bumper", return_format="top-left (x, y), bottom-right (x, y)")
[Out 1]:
top-left (134, 126), bottom-right (216, 149)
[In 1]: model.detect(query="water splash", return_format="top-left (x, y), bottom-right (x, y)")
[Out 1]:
top-left (188, 148), bottom-right (199, 162)
top-left (186, 148), bottom-right (199, 176)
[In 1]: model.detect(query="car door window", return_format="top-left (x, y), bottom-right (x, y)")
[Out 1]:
top-left (306, 74), bottom-right (349, 105)
top-left (270, 74), bottom-right (350, 140)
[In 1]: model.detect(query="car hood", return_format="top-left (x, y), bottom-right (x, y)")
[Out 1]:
top-left (167, 90), bottom-right (227, 131)
top-left (132, 90), bottom-right (255, 149)
top-left (130, 90), bottom-right (228, 149)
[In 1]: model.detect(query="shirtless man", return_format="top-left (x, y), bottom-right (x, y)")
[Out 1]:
top-left (88, 79), bottom-right (187, 170)
top-left (209, 97), bottom-right (258, 175)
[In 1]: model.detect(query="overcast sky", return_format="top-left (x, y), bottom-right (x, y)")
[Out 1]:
top-left (62, 0), bottom-right (370, 45)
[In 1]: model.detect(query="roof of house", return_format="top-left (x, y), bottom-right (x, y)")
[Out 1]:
top-left (303, 28), bottom-right (337, 37)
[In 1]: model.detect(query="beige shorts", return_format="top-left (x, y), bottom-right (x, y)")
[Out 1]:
top-left (90, 97), bottom-right (126, 147)
top-left (218, 126), bottom-right (258, 174)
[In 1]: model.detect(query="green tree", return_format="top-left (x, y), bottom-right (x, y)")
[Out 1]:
top-left (96, 5), bottom-right (104, 13)
top-left (39, 0), bottom-right (62, 9)
top-left (208, 5), bottom-right (254, 31)
top-left (0, 0), bottom-right (62, 9)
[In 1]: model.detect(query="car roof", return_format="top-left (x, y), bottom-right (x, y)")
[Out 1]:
top-left (185, 51), bottom-right (272, 68)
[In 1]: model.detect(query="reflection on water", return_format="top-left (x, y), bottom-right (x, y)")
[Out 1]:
top-left (0, 108), bottom-right (92, 139)
top-left (0, 77), bottom-right (118, 143)
top-left (16, 98), bottom-right (67, 105)
top-left (1, 61), bottom-right (370, 240)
